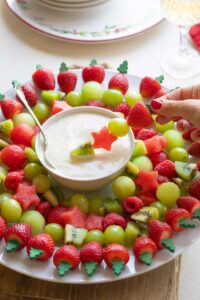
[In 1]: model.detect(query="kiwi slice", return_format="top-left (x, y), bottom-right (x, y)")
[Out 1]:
top-left (71, 141), bottom-right (95, 158)
top-left (175, 162), bottom-right (197, 181)
top-left (131, 211), bottom-right (151, 223)
top-left (64, 224), bottom-right (88, 247)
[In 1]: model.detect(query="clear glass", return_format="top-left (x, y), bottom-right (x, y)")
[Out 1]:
top-left (160, 0), bottom-right (200, 79)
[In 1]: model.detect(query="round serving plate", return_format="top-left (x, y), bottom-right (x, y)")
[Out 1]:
top-left (36, 0), bottom-right (108, 10)
top-left (5, 0), bottom-right (164, 43)
top-left (0, 69), bottom-right (200, 284)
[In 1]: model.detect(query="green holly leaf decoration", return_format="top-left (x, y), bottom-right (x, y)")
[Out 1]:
top-left (139, 252), bottom-right (152, 266)
top-left (179, 218), bottom-right (196, 229)
top-left (192, 208), bottom-right (200, 220)
top-left (36, 64), bottom-right (42, 70)
top-left (29, 247), bottom-right (43, 259)
top-left (155, 75), bottom-right (164, 84)
top-left (145, 103), bottom-right (153, 115)
top-left (161, 238), bottom-right (175, 253)
top-left (12, 80), bottom-right (21, 89)
top-left (59, 62), bottom-right (69, 73)
top-left (6, 240), bottom-right (20, 253)
top-left (58, 261), bottom-right (71, 276)
top-left (0, 93), bottom-right (5, 100)
top-left (112, 260), bottom-right (125, 276)
top-left (90, 59), bottom-right (98, 66)
top-left (169, 86), bottom-right (179, 93)
top-left (84, 261), bottom-right (98, 276)
top-left (117, 60), bottom-right (128, 74)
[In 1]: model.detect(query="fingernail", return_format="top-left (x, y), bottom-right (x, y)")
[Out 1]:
top-left (151, 99), bottom-right (162, 110)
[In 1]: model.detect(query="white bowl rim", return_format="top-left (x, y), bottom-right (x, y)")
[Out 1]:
top-left (35, 106), bottom-right (135, 182)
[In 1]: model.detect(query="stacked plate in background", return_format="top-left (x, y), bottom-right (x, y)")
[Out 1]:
top-left (36, 0), bottom-right (108, 11)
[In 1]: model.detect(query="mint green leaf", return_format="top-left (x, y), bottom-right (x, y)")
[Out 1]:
top-left (90, 59), bottom-right (98, 66)
top-left (117, 60), bottom-right (128, 74)
top-left (59, 62), bottom-right (68, 73)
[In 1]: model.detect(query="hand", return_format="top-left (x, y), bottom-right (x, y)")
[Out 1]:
top-left (151, 84), bottom-right (200, 129)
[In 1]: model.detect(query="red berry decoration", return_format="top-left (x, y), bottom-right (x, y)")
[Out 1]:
top-left (127, 102), bottom-right (154, 128)
top-left (53, 245), bottom-right (80, 276)
top-left (108, 61), bottom-right (129, 95)
top-left (133, 236), bottom-right (157, 266)
top-left (148, 220), bottom-right (175, 252)
top-left (149, 152), bottom-right (168, 167)
top-left (154, 160), bottom-right (175, 178)
top-left (92, 126), bottom-right (117, 151)
top-left (114, 103), bottom-right (130, 117)
top-left (82, 59), bottom-right (105, 83)
top-left (1, 145), bottom-right (26, 170)
top-left (139, 75), bottom-right (163, 98)
top-left (11, 124), bottom-right (35, 147)
top-left (137, 128), bottom-right (157, 141)
top-left (123, 197), bottom-right (144, 214)
top-left (166, 208), bottom-right (195, 232)
top-left (14, 183), bottom-right (41, 210)
top-left (5, 170), bottom-right (24, 191)
top-left (32, 66), bottom-right (55, 90)
top-left (189, 179), bottom-right (200, 200)
top-left (157, 175), bottom-right (169, 184)
top-left (80, 241), bottom-right (103, 276)
top-left (5, 223), bottom-right (31, 252)
top-left (102, 213), bottom-right (126, 231)
top-left (16, 83), bottom-right (37, 107)
top-left (103, 243), bottom-right (130, 276)
top-left (0, 98), bottom-right (23, 119)
top-left (135, 170), bottom-right (159, 193)
top-left (57, 62), bottom-right (77, 93)
top-left (0, 217), bottom-right (7, 239)
top-left (27, 233), bottom-right (54, 261)
top-left (177, 196), bottom-right (200, 220)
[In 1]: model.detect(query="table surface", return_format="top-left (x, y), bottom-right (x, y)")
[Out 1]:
top-left (1, 1), bottom-right (200, 300)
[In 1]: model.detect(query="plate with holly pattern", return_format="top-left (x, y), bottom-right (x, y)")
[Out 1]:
top-left (5, 0), bottom-right (164, 43)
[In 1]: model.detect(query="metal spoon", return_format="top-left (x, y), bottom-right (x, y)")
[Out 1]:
top-left (14, 83), bottom-right (55, 170)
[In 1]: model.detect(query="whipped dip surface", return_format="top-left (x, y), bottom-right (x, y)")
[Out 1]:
top-left (45, 111), bottom-right (132, 180)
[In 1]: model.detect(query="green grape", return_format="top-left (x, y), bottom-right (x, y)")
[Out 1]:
top-left (44, 223), bottom-right (64, 243)
top-left (70, 194), bottom-right (89, 214)
top-left (1, 199), bottom-right (22, 222)
top-left (84, 230), bottom-right (104, 246)
top-left (125, 222), bottom-right (140, 246)
top-left (24, 147), bottom-right (40, 163)
top-left (0, 193), bottom-right (12, 207)
top-left (155, 119), bottom-right (174, 133)
top-left (102, 89), bottom-right (123, 107)
top-left (150, 201), bottom-right (167, 221)
top-left (0, 119), bottom-right (13, 136)
top-left (125, 91), bottom-right (142, 107)
top-left (112, 176), bottom-right (135, 200)
top-left (20, 210), bottom-right (45, 235)
top-left (65, 91), bottom-right (83, 107)
top-left (108, 118), bottom-right (129, 137)
top-left (104, 225), bottom-right (125, 245)
top-left (32, 175), bottom-right (51, 193)
top-left (24, 163), bottom-right (45, 181)
top-left (169, 147), bottom-right (189, 162)
top-left (156, 182), bottom-right (180, 208)
top-left (81, 81), bottom-right (103, 103)
top-left (88, 195), bottom-right (104, 216)
top-left (33, 103), bottom-right (50, 123)
top-left (103, 197), bottom-right (123, 214)
top-left (13, 113), bottom-right (36, 128)
top-left (140, 206), bottom-right (160, 220)
top-left (131, 140), bottom-right (147, 157)
top-left (131, 156), bottom-right (153, 171)
top-left (164, 129), bottom-right (184, 151)
top-left (41, 90), bottom-right (64, 105)
top-left (0, 165), bottom-right (8, 176)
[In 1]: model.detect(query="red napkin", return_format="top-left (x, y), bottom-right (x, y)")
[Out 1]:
top-left (189, 23), bottom-right (200, 51)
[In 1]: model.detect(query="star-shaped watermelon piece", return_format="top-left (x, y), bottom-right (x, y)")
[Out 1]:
top-left (92, 126), bottom-right (117, 151)
top-left (14, 183), bottom-right (40, 210)
top-left (135, 170), bottom-right (159, 193)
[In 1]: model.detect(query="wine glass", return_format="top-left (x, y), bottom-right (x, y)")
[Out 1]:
top-left (160, 0), bottom-right (200, 79)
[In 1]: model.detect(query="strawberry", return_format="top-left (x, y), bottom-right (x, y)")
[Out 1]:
top-left (166, 208), bottom-right (195, 232)
top-left (51, 100), bottom-right (71, 115)
top-left (92, 126), bottom-right (117, 151)
top-left (148, 220), bottom-right (174, 252)
top-left (36, 201), bottom-right (51, 218)
top-left (32, 66), bottom-right (55, 90)
top-left (82, 59), bottom-right (105, 83)
top-left (47, 206), bottom-right (69, 227)
top-left (27, 233), bottom-right (54, 261)
top-left (14, 183), bottom-right (40, 210)
top-left (153, 87), bottom-right (167, 99)
top-left (177, 196), bottom-right (200, 220)
top-left (188, 142), bottom-right (200, 157)
top-left (0, 217), bottom-right (7, 239)
top-left (108, 61), bottom-right (129, 95)
top-left (5, 170), bottom-right (24, 191)
top-left (0, 99), bottom-right (23, 119)
top-left (131, 127), bottom-right (142, 137)
top-left (80, 241), bottom-right (103, 276)
top-left (154, 160), bottom-right (175, 178)
top-left (11, 124), bottom-right (35, 147)
top-left (138, 192), bottom-right (156, 206)
top-left (1, 145), bottom-right (26, 170)
top-left (189, 179), bottom-right (200, 200)
top-left (144, 136), bottom-right (167, 155)
top-left (122, 196), bottom-right (144, 214)
top-left (139, 76), bottom-right (162, 98)
top-left (149, 152), bottom-right (168, 167)
top-left (127, 102), bottom-right (154, 128)
top-left (53, 245), bottom-right (80, 276)
top-left (87, 100), bottom-right (103, 108)
top-left (16, 83), bottom-right (37, 107)
top-left (103, 243), bottom-right (130, 275)
top-left (102, 213), bottom-right (126, 231)
top-left (137, 128), bottom-right (157, 140)
top-left (135, 170), bottom-right (159, 193)
top-left (133, 236), bottom-right (157, 266)
top-left (58, 63), bottom-right (77, 93)
top-left (114, 103), bottom-right (130, 117)
top-left (5, 223), bottom-right (31, 252)
top-left (85, 214), bottom-right (103, 231)
top-left (157, 175), bottom-right (169, 184)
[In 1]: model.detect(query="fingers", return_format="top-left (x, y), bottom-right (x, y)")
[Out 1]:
top-left (156, 84), bottom-right (200, 102)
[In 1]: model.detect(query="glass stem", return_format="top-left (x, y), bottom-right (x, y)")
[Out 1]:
top-left (178, 25), bottom-right (189, 57)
